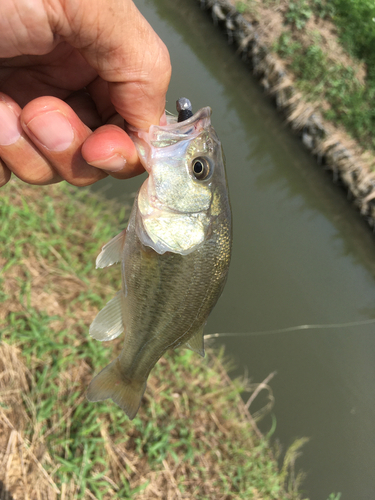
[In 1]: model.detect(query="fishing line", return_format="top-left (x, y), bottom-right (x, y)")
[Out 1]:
top-left (205, 318), bottom-right (375, 339)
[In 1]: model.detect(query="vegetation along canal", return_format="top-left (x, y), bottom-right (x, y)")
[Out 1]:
top-left (91, 0), bottom-right (375, 498)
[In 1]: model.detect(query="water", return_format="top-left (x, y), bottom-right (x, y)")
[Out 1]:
top-left (91, 0), bottom-right (375, 497)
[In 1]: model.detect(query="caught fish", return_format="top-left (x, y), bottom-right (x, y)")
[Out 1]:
top-left (86, 98), bottom-right (232, 419)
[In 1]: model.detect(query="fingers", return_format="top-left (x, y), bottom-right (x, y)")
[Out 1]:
top-left (0, 93), bottom-right (106, 187)
top-left (22, 96), bottom-right (142, 181)
top-left (20, 96), bottom-right (108, 186)
top-left (0, 0), bottom-right (171, 189)
top-left (0, 93), bottom-right (143, 187)
top-left (51, 0), bottom-right (171, 129)
top-left (81, 124), bottom-right (144, 179)
top-left (0, 93), bottom-right (61, 185)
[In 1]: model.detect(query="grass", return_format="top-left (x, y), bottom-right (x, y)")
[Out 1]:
top-left (332, 0), bottom-right (375, 81)
top-left (273, 32), bottom-right (375, 149)
top-left (233, 0), bottom-right (375, 153)
top-left (0, 180), bottom-right (308, 499)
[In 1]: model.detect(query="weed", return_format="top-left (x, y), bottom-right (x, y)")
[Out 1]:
top-left (326, 494), bottom-right (342, 500)
top-left (312, 0), bottom-right (335, 19)
top-left (285, 0), bottom-right (313, 30)
top-left (273, 32), bottom-right (302, 58)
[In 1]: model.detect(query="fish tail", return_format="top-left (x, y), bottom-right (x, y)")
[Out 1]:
top-left (86, 358), bottom-right (146, 420)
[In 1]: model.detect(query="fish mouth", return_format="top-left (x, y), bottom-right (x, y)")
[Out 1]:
top-left (162, 106), bottom-right (212, 135)
top-left (144, 106), bottom-right (213, 150)
top-left (127, 105), bottom-right (215, 175)
top-left (128, 106), bottom-right (213, 150)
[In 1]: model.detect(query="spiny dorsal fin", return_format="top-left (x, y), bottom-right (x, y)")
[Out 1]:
top-left (89, 291), bottom-right (124, 341)
top-left (185, 326), bottom-right (205, 357)
top-left (96, 229), bottom-right (126, 269)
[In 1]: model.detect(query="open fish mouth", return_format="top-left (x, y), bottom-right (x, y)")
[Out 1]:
top-left (150, 105), bottom-right (212, 145)
top-left (127, 102), bottom-right (213, 164)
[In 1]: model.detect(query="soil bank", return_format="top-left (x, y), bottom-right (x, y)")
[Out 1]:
top-left (197, 0), bottom-right (375, 230)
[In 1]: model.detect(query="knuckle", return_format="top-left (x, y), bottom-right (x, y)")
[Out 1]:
top-left (156, 43), bottom-right (172, 86)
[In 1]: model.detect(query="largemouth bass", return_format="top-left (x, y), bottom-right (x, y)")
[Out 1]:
top-left (86, 98), bottom-right (232, 419)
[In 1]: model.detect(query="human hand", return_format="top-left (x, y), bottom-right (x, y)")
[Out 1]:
top-left (0, 0), bottom-right (171, 187)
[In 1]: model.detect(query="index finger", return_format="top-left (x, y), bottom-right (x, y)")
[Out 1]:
top-left (50, 0), bottom-right (171, 129)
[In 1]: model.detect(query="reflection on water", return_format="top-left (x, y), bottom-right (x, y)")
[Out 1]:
top-left (91, 0), bottom-right (375, 497)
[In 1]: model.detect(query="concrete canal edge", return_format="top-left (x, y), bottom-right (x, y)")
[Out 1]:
top-left (197, 0), bottom-right (375, 229)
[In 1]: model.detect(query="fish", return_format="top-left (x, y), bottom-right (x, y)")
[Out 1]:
top-left (86, 98), bottom-right (232, 419)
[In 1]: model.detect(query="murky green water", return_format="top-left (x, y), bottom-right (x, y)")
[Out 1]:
top-left (91, 0), bottom-right (375, 497)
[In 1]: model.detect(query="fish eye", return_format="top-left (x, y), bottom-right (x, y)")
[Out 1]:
top-left (192, 157), bottom-right (212, 181)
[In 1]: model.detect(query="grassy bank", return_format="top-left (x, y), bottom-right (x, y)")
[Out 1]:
top-left (0, 180), bottom-right (307, 499)
top-left (234, 0), bottom-right (375, 155)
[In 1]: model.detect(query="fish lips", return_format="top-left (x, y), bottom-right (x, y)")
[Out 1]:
top-left (127, 107), bottom-right (213, 174)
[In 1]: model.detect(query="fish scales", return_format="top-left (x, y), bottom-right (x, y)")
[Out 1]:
top-left (87, 100), bottom-right (232, 419)
top-left (121, 208), bottom-right (231, 374)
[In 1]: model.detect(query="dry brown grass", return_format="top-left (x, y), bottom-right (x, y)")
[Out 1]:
top-left (0, 181), bottom-right (304, 499)
top-left (0, 340), bottom-right (280, 500)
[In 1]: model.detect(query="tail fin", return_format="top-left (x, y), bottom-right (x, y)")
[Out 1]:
top-left (86, 358), bottom-right (146, 420)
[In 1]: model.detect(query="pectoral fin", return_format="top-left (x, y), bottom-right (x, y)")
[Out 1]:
top-left (185, 326), bottom-right (205, 357)
top-left (89, 291), bottom-right (124, 341)
top-left (96, 229), bottom-right (126, 268)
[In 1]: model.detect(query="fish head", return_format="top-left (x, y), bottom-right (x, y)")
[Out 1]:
top-left (128, 106), bottom-right (230, 255)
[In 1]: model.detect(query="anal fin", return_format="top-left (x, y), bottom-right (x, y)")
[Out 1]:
top-left (185, 326), bottom-right (205, 357)
top-left (96, 229), bottom-right (126, 268)
top-left (90, 291), bottom-right (124, 341)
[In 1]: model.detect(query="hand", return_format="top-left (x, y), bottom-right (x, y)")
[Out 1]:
top-left (0, 0), bottom-right (171, 187)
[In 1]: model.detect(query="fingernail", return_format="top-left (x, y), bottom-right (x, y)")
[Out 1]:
top-left (0, 102), bottom-right (22, 146)
top-left (25, 111), bottom-right (74, 151)
top-left (87, 155), bottom-right (127, 172)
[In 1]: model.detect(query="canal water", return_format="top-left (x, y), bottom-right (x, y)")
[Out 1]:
top-left (92, 0), bottom-right (375, 498)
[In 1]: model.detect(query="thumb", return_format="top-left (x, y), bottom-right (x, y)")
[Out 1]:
top-left (49, 0), bottom-right (171, 129)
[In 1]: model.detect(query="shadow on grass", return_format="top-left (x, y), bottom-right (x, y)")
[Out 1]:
top-left (0, 481), bottom-right (16, 500)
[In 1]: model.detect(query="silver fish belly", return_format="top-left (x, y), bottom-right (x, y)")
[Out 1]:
top-left (87, 100), bottom-right (232, 419)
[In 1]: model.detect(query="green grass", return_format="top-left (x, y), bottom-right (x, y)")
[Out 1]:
top-left (0, 180), bottom-right (308, 499)
top-left (332, 0), bottom-right (375, 81)
top-left (270, 1), bottom-right (375, 151)
top-left (273, 32), bottom-right (375, 149)
top-left (235, 0), bottom-right (375, 154)
top-left (284, 0), bottom-right (314, 30)
top-left (280, 0), bottom-right (375, 83)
